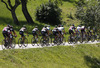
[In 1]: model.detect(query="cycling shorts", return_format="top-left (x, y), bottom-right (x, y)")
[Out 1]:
top-left (53, 31), bottom-right (58, 36)
top-left (19, 31), bottom-right (24, 37)
top-left (41, 31), bottom-right (47, 36)
top-left (2, 31), bottom-right (9, 38)
top-left (69, 30), bottom-right (74, 35)
top-left (32, 31), bottom-right (37, 36)
top-left (81, 29), bottom-right (85, 33)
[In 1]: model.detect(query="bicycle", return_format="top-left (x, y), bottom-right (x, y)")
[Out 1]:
top-left (68, 34), bottom-right (76, 44)
top-left (91, 32), bottom-right (98, 42)
top-left (74, 32), bottom-right (81, 43)
top-left (2, 36), bottom-right (16, 50)
top-left (97, 33), bottom-right (100, 42)
top-left (31, 35), bottom-right (40, 46)
top-left (18, 35), bottom-right (28, 47)
top-left (40, 34), bottom-right (51, 47)
top-left (80, 32), bottom-right (88, 43)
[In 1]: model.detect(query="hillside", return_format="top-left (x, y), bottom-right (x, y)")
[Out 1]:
top-left (0, 0), bottom-right (80, 43)
top-left (0, 43), bottom-right (100, 68)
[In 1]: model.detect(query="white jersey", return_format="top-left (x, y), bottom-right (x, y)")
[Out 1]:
top-left (77, 26), bottom-right (81, 31)
top-left (20, 27), bottom-right (26, 32)
top-left (81, 26), bottom-right (85, 30)
top-left (2, 27), bottom-right (9, 32)
top-left (41, 27), bottom-right (47, 32)
top-left (58, 27), bottom-right (64, 31)
top-left (47, 27), bottom-right (50, 30)
top-left (32, 28), bottom-right (38, 32)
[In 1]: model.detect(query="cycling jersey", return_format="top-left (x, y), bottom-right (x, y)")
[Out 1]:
top-left (2, 27), bottom-right (9, 38)
top-left (52, 28), bottom-right (59, 36)
top-left (32, 28), bottom-right (39, 36)
top-left (69, 26), bottom-right (75, 30)
top-left (46, 27), bottom-right (50, 30)
top-left (2, 27), bottom-right (9, 32)
top-left (41, 27), bottom-right (48, 36)
top-left (32, 28), bottom-right (39, 32)
top-left (77, 26), bottom-right (81, 32)
top-left (58, 27), bottom-right (64, 31)
top-left (20, 27), bottom-right (27, 32)
top-left (69, 26), bottom-right (76, 35)
top-left (19, 27), bottom-right (27, 37)
top-left (41, 27), bottom-right (47, 32)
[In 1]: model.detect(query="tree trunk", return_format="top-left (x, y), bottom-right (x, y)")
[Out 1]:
top-left (21, 0), bottom-right (34, 24)
top-left (11, 9), bottom-right (19, 25)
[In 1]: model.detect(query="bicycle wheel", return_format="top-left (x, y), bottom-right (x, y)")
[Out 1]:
top-left (68, 36), bottom-right (71, 44)
top-left (91, 35), bottom-right (95, 42)
top-left (51, 37), bottom-right (56, 46)
top-left (46, 37), bottom-right (51, 46)
top-left (97, 35), bottom-right (100, 42)
top-left (31, 37), bottom-right (36, 46)
top-left (40, 37), bottom-right (46, 47)
top-left (57, 37), bottom-right (62, 45)
top-left (18, 38), bottom-right (23, 47)
top-left (11, 38), bottom-right (16, 49)
top-left (62, 37), bottom-right (66, 45)
top-left (24, 38), bottom-right (28, 47)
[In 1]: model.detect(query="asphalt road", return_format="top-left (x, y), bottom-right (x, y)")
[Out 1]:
top-left (0, 41), bottom-right (99, 50)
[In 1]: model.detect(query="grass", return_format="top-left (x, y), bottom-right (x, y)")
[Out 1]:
top-left (0, 0), bottom-right (80, 44)
top-left (0, 43), bottom-right (100, 68)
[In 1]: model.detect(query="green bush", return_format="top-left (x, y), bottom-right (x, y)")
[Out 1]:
top-left (75, 1), bottom-right (100, 29)
top-left (35, 1), bottom-right (62, 25)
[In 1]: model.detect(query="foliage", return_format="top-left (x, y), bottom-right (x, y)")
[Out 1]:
top-left (75, 0), bottom-right (100, 29)
top-left (35, 1), bottom-right (62, 25)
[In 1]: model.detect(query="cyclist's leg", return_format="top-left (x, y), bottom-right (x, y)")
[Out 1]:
top-left (2, 31), bottom-right (6, 41)
top-left (19, 31), bottom-right (24, 42)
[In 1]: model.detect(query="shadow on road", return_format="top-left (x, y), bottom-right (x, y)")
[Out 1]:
top-left (84, 55), bottom-right (100, 68)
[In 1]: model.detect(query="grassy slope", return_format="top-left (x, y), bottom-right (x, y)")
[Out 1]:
top-left (0, 0), bottom-right (80, 43)
top-left (0, 43), bottom-right (100, 68)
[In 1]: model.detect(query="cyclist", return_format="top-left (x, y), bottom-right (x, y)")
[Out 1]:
top-left (58, 25), bottom-right (65, 41)
top-left (19, 25), bottom-right (28, 43)
top-left (69, 24), bottom-right (76, 37)
top-left (76, 25), bottom-right (81, 33)
top-left (52, 25), bottom-right (60, 40)
top-left (32, 26), bottom-right (40, 39)
top-left (41, 25), bottom-right (49, 41)
top-left (87, 26), bottom-right (92, 36)
top-left (2, 24), bottom-right (10, 41)
top-left (9, 25), bottom-right (17, 39)
top-left (81, 25), bottom-right (86, 39)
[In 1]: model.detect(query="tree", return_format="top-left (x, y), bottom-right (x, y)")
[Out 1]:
top-left (21, 0), bottom-right (34, 24)
top-left (1, 0), bottom-right (20, 25)
top-left (75, 0), bottom-right (100, 29)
